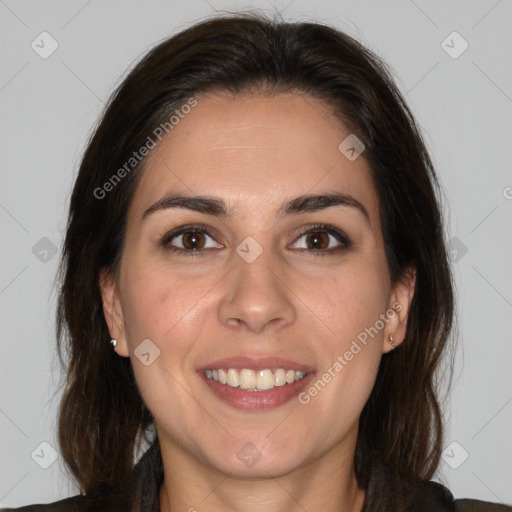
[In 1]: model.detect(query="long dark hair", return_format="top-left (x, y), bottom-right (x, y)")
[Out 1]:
top-left (56, 12), bottom-right (454, 510)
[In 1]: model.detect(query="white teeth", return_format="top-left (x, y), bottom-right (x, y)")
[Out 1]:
top-left (239, 369), bottom-right (256, 389)
top-left (218, 368), bottom-right (227, 384)
top-left (204, 367), bottom-right (307, 391)
top-left (274, 368), bottom-right (287, 387)
top-left (256, 369), bottom-right (274, 390)
top-left (227, 368), bottom-right (239, 388)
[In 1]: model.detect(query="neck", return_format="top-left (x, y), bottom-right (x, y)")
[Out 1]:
top-left (158, 433), bottom-right (366, 512)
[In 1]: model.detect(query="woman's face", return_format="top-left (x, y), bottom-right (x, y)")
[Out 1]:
top-left (101, 92), bottom-right (413, 478)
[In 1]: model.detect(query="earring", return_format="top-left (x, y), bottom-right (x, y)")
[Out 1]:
top-left (389, 335), bottom-right (395, 347)
top-left (110, 339), bottom-right (117, 350)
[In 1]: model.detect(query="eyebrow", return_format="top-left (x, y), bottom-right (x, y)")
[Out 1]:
top-left (142, 192), bottom-right (370, 223)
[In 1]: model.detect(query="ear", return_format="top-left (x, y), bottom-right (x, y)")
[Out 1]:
top-left (99, 267), bottom-right (129, 357)
top-left (382, 267), bottom-right (416, 354)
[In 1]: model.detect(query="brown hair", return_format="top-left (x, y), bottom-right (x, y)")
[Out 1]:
top-left (56, 12), bottom-right (455, 509)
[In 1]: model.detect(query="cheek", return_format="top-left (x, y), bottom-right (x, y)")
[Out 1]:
top-left (297, 272), bottom-right (385, 443)
top-left (118, 260), bottom-right (213, 429)
top-left (119, 257), bottom-right (217, 356)
top-left (309, 262), bottom-right (390, 341)
top-left (296, 261), bottom-right (387, 404)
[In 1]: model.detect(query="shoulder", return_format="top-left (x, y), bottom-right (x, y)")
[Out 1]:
top-left (0, 487), bottom-right (132, 512)
top-left (454, 498), bottom-right (512, 511)
top-left (0, 495), bottom-right (87, 512)
top-left (408, 480), bottom-right (511, 511)
top-left (407, 480), bottom-right (456, 510)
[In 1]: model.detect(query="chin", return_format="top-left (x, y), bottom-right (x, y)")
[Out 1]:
top-left (204, 439), bottom-right (308, 479)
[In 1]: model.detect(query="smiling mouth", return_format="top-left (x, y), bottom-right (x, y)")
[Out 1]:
top-left (198, 366), bottom-right (315, 412)
top-left (204, 368), bottom-right (307, 391)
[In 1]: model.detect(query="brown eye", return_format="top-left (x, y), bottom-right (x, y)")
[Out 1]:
top-left (305, 232), bottom-right (330, 250)
top-left (161, 225), bottom-right (223, 255)
top-left (289, 224), bottom-right (351, 255)
top-left (181, 231), bottom-right (206, 250)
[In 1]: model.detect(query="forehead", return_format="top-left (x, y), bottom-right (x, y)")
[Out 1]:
top-left (128, 92), bottom-right (380, 226)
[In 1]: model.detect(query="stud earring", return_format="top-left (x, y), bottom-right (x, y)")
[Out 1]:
top-left (110, 339), bottom-right (117, 350)
top-left (389, 335), bottom-right (395, 347)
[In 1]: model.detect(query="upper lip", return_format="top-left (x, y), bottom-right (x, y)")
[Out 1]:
top-left (197, 356), bottom-right (314, 373)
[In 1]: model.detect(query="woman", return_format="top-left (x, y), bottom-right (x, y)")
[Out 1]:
top-left (3, 13), bottom-right (510, 512)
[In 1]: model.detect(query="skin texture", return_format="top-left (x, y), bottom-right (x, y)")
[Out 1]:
top-left (100, 92), bottom-right (415, 512)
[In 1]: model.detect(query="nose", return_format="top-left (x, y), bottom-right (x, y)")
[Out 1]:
top-left (217, 248), bottom-right (296, 334)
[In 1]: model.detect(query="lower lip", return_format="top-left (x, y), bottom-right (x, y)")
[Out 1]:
top-left (198, 371), bottom-right (316, 411)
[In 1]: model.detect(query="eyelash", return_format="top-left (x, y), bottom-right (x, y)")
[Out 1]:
top-left (159, 223), bottom-right (351, 257)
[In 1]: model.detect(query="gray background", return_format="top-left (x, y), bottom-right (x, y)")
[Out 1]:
top-left (1, 0), bottom-right (511, 507)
